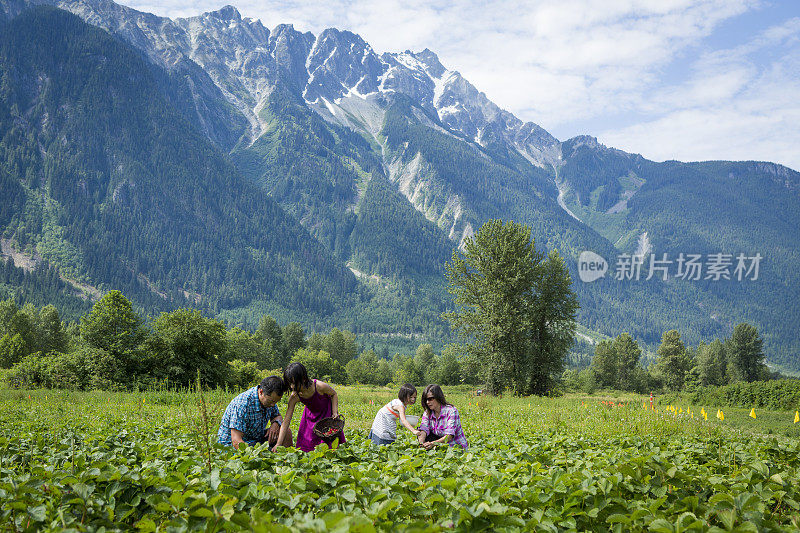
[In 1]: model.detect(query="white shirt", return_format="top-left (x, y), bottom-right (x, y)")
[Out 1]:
top-left (370, 399), bottom-right (404, 440)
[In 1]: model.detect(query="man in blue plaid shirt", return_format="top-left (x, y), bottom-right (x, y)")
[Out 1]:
top-left (218, 376), bottom-right (293, 448)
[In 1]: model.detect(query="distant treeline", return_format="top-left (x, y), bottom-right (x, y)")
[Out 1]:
top-left (562, 323), bottom-right (785, 395)
top-left (0, 291), bottom-right (473, 391)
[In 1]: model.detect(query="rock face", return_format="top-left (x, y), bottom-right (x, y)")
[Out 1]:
top-left (0, 0), bottom-right (568, 248)
top-left (1, 0), bottom-right (561, 168)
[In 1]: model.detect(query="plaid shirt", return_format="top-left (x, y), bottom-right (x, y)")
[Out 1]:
top-left (217, 386), bottom-right (279, 446)
top-left (419, 404), bottom-right (468, 449)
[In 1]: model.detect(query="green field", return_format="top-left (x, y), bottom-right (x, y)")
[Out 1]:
top-left (2, 386), bottom-right (799, 531)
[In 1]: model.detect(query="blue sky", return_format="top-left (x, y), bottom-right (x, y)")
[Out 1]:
top-left (122, 0), bottom-right (800, 171)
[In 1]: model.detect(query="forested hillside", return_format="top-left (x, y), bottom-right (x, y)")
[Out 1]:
top-left (557, 139), bottom-right (800, 369)
top-left (0, 1), bottom-right (798, 371)
top-left (0, 7), bottom-right (354, 316)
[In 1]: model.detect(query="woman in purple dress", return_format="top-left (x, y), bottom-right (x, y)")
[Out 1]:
top-left (272, 362), bottom-right (346, 452)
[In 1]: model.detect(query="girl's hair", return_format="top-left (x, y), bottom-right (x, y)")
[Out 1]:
top-left (283, 362), bottom-right (311, 393)
top-left (398, 383), bottom-right (417, 402)
top-left (421, 384), bottom-right (448, 414)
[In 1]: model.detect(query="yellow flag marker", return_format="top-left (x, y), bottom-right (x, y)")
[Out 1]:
top-left (749, 408), bottom-right (756, 419)
top-left (643, 401), bottom-right (647, 410)
top-left (717, 409), bottom-right (724, 421)
top-left (794, 411), bottom-right (799, 424)
top-left (701, 408), bottom-right (707, 420)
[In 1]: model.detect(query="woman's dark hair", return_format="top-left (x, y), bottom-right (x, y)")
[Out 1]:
top-left (259, 376), bottom-right (286, 396)
top-left (398, 384), bottom-right (417, 402)
top-left (283, 362), bottom-right (311, 393)
top-left (421, 384), bottom-right (448, 414)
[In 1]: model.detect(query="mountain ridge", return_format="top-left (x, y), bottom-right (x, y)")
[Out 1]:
top-left (1, 0), bottom-right (799, 371)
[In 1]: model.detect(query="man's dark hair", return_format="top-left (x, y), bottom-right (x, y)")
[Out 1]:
top-left (421, 384), bottom-right (449, 414)
top-left (259, 376), bottom-right (285, 396)
top-left (398, 383), bottom-right (417, 402)
top-left (283, 362), bottom-right (311, 393)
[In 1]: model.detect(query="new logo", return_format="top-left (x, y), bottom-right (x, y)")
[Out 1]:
top-left (578, 251), bottom-right (608, 283)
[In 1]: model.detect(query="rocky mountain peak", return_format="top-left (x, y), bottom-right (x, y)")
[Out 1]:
top-left (5, 0), bottom-right (562, 166)
top-left (204, 5), bottom-right (240, 22)
top-left (568, 135), bottom-right (602, 149)
top-left (412, 48), bottom-right (446, 79)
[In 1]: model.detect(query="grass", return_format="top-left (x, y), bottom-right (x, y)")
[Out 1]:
top-left (2, 385), bottom-right (798, 443)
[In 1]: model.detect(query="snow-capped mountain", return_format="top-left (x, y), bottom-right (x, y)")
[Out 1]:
top-left (3, 0), bottom-right (561, 168)
top-left (3, 0), bottom-right (800, 370)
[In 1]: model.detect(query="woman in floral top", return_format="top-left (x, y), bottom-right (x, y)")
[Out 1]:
top-left (417, 384), bottom-right (468, 449)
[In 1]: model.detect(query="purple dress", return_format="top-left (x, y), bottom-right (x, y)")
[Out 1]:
top-left (296, 380), bottom-right (346, 451)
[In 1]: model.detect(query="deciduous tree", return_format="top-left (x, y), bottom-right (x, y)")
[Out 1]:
top-left (443, 220), bottom-right (578, 395)
top-left (727, 322), bottom-right (765, 382)
top-left (656, 330), bottom-right (691, 391)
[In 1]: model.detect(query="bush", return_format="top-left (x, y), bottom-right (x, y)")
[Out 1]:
top-left (43, 350), bottom-right (90, 390)
top-left (685, 379), bottom-right (800, 410)
top-left (227, 359), bottom-right (261, 390)
top-left (5, 353), bottom-right (45, 388)
top-left (291, 348), bottom-right (348, 385)
top-left (5, 350), bottom-right (92, 390)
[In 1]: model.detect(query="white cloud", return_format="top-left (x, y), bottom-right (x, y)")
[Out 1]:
top-left (601, 18), bottom-right (800, 170)
top-left (118, 0), bottom-right (799, 169)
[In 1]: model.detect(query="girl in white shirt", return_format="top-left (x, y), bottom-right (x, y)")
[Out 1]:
top-left (368, 384), bottom-right (421, 445)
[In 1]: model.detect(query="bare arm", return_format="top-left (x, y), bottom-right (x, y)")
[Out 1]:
top-left (316, 380), bottom-right (339, 418)
top-left (397, 403), bottom-right (421, 435)
top-left (265, 414), bottom-right (282, 443)
top-left (271, 394), bottom-right (297, 452)
top-left (417, 413), bottom-right (429, 445)
top-left (231, 428), bottom-right (245, 450)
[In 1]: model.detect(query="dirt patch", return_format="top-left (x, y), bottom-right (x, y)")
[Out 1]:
top-left (1, 238), bottom-right (102, 301)
top-left (1, 238), bottom-right (40, 272)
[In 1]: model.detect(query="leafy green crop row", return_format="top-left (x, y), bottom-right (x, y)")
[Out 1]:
top-left (2, 388), bottom-right (800, 531)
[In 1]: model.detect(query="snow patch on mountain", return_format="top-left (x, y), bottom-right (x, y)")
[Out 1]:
top-left (634, 232), bottom-right (652, 260)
